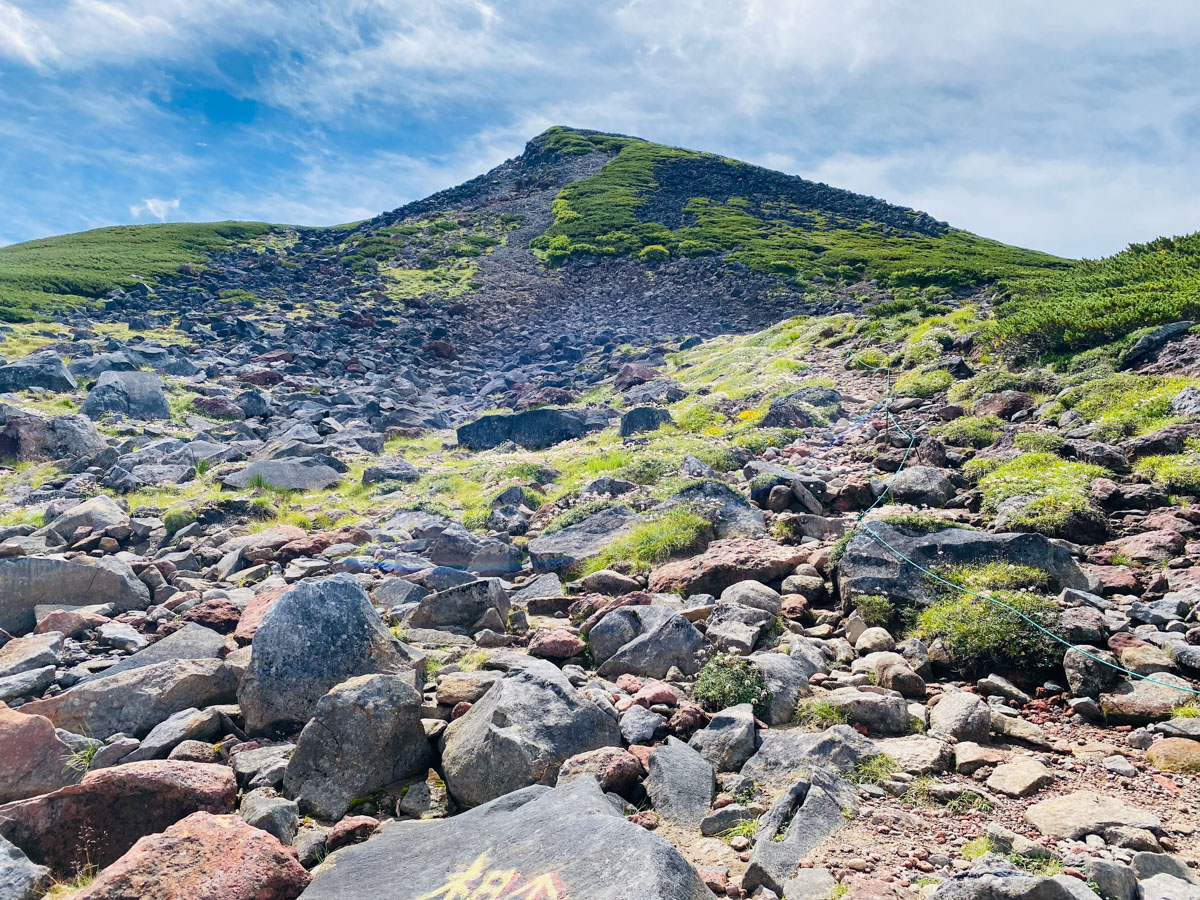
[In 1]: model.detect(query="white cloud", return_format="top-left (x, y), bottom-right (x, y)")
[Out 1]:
top-left (129, 197), bottom-right (181, 221)
top-left (3, 1), bottom-right (1200, 255)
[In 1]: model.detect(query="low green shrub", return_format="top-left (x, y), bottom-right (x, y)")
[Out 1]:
top-left (794, 698), bottom-right (849, 730)
top-left (693, 655), bottom-right (772, 718)
top-left (1134, 453), bottom-right (1200, 495)
top-left (894, 368), bottom-right (953, 398)
top-left (933, 415), bottom-right (1005, 449)
top-left (584, 504), bottom-right (709, 573)
top-left (915, 589), bottom-right (1061, 671)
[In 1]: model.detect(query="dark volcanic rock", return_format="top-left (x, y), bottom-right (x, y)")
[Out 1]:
top-left (238, 575), bottom-right (422, 734)
top-left (298, 777), bottom-right (712, 900)
top-left (457, 407), bottom-right (610, 450)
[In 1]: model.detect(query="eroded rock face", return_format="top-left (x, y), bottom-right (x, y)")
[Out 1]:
top-left (440, 655), bottom-right (622, 808)
top-left (0, 761), bottom-right (237, 875)
top-left (69, 812), bottom-right (310, 900)
top-left (238, 575), bottom-right (421, 734)
top-left (298, 778), bottom-right (712, 900)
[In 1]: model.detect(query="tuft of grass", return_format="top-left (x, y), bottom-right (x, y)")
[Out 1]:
top-left (933, 415), bottom-right (1005, 449)
top-left (1172, 701), bottom-right (1200, 719)
top-left (63, 742), bottom-right (99, 775)
top-left (693, 655), bottom-right (772, 718)
top-left (946, 791), bottom-right (995, 815)
top-left (717, 820), bottom-right (759, 843)
top-left (583, 504), bottom-right (709, 574)
top-left (968, 452), bottom-right (1107, 538)
top-left (894, 368), bottom-right (954, 399)
top-left (853, 594), bottom-right (894, 628)
top-left (1013, 432), bottom-right (1066, 455)
top-left (1135, 453), bottom-right (1200, 495)
top-left (962, 835), bottom-right (995, 859)
top-left (1055, 373), bottom-right (1199, 441)
top-left (915, 589), bottom-right (1061, 672)
top-left (794, 698), bottom-right (849, 731)
top-left (162, 506), bottom-right (197, 538)
top-left (847, 754), bottom-right (899, 786)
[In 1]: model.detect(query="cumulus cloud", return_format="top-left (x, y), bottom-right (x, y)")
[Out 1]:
top-left (129, 197), bottom-right (181, 222)
top-left (1, 1), bottom-right (1199, 254)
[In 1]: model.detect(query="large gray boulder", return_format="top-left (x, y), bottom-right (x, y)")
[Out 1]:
top-left (0, 556), bottom-right (150, 635)
top-left (837, 522), bottom-right (1089, 606)
top-left (689, 702), bottom-right (758, 771)
top-left (456, 407), bottom-right (610, 450)
top-left (284, 674), bottom-right (430, 819)
top-left (80, 371), bottom-right (170, 421)
top-left (589, 605), bottom-right (708, 679)
top-left (929, 691), bottom-right (993, 743)
top-left (645, 737), bottom-right (715, 827)
top-left (440, 654), bottom-right (622, 808)
top-left (0, 414), bottom-right (107, 462)
top-left (78, 623), bottom-right (227, 683)
top-left (297, 777), bottom-right (712, 900)
top-left (408, 578), bottom-right (510, 634)
top-left (527, 506), bottom-right (639, 573)
top-left (42, 495), bottom-right (129, 541)
top-left (741, 725), bottom-right (877, 788)
top-left (0, 833), bottom-right (48, 900)
top-left (238, 575), bottom-right (422, 734)
top-left (222, 457), bottom-right (342, 491)
top-left (887, 466), bottom-right (956, 508)
top-left (20, 659), bottom-right (238, 739)
top-left (0, 351), bottom-right (76, 392)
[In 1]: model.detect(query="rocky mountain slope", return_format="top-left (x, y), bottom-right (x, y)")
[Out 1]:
top-left (0, 127), bottom-right (1198, 900)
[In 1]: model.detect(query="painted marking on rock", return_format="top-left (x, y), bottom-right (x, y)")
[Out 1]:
top-left (417, 852), bottom-right (567, 900)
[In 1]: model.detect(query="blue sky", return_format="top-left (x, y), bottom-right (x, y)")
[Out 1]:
top-left (2, 1), bottom-right (1200, 258)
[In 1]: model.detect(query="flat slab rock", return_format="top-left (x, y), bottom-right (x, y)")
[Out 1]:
top-left (1024, 790), bottom-right (1160, 840)
top-left (298, 778), bottom-right (712, 900)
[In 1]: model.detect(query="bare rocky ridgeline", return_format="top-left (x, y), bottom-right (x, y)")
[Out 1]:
top-left (0, 136), bottom-right (1199, 900)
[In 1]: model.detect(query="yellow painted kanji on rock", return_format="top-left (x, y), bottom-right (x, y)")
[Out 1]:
top-left (416, 852), bottom-right (566, 900)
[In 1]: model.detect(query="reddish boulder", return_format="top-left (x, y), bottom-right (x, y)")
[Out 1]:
top-left (973, 390), bottom-right (1035, 420)
top-left (0, 760), bottom-right (236, 874)
top-left (72, 812), bottom-right (309, 900)
top-left (233, 585), bottom-right (288, 645)
top-left (614, 363), bottom-right (658, 391)
top-left (1109, 530), bottom-right (1187, 564)
top-left (34, 609), bottom-right (109, 637)
top-left (558, 746), bottom-right (646, 798)
top-left (422, 340), bottom-right (456, 360)
top-left (0, 706), bottom-right (77, 803)
top-left (276, 526), bottom-right (372, 564)
top-left (527, 628), bottom-right (587, 659)
top-left (648, 539), bottom-right (806, 595)
top-left (325, 816), bottom-right (379, 852)
top-left (180, 598), bottom-right (241, 634)
top-left (238, 369), bottom-right (284, 386)
top-left (191, 396), bottom-right (245, 421)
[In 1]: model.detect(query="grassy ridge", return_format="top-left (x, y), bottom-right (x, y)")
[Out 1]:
top-left (533, 129), bottom-right (1072, 289)
top-left (0, 221), bottom-right (275, 321)
top-left (991, 232), bottom-right (1200, 355)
